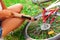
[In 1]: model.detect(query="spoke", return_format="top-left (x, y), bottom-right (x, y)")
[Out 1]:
top-left (42, 31), bottom-right (44, 39)
top-left (37, 30), bottom-right (42, 35)
top-left (46, 30), bottom-right (49, 38)
top-left (28, 29), bottom-right (35, 33)
top-left (33, 30), bottom-right (37, 34)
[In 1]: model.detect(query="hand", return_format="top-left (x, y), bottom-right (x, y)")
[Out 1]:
top-left (20, 15), bottom-right (35, 21)
top-left (22, 15), bottom-right (35, 21)
top-left (28, 17), bottom-right (35, 22)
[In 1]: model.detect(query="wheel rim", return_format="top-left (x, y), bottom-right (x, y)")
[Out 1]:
top-left (25, 13), bottom-right (60, 40)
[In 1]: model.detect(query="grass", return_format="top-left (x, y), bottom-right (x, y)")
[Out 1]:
top-left (3, 0), bottom-right (57, 40)
top-left (4, 0), bottom-right (40, 40)
top-left (4, 0), bottom-right (40, 16)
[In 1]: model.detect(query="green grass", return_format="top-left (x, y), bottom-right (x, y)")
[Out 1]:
top-left (3, 0), bottom-right (57, 40)
top-left (4, 0), bottom-right (40, 16)
top-left (4, 0), bottom-right (40, 40)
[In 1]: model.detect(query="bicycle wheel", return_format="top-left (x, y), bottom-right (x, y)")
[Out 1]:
top-left (24, 12), bottom-right (60, 40)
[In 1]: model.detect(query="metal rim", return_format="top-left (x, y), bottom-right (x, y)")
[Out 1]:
top-left (24, 12), bottom-right (60, 40)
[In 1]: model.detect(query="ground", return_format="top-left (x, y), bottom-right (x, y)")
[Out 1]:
top-left (3, 0), bottom-right (56, 40)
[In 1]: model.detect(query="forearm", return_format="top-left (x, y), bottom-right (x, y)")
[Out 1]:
top-left (0, 9), bottom-right (34, 21)
top-left (0, 10), bottom-right (25, 20)
top-left (12, 12), bottom-right (35, 21)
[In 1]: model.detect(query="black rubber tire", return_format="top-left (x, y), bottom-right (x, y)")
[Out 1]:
top-left (23, 12), bottom-right (60, 40)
